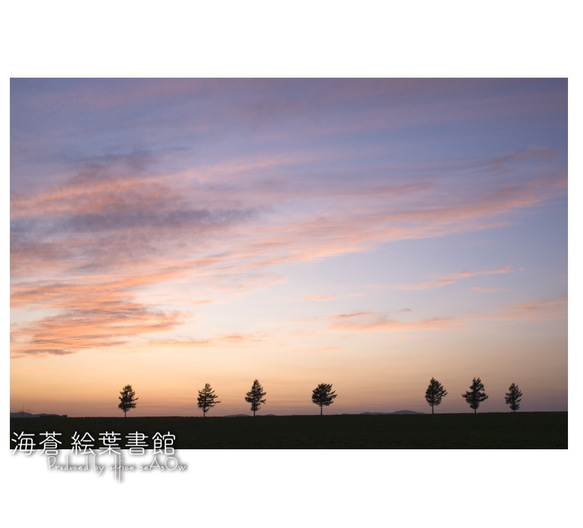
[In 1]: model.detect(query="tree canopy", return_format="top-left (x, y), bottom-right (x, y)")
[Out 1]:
top-left (505, 383), bottom-right (523, 412)
top-left (425, 377), bottom-right (447, 414)
top-left (461, 377), bottom-right (488, 413)
top-left (197, 383), bottom-right (221, 417)
top-left (311, 383), bottom-right (337, 415)
top-left (245, 379), bottom-right (267, 416)
top-left (118, 384), bottom-right (138, 417)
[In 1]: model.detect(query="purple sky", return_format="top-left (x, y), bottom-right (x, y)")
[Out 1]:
top-left (10, 78), bottom-right (567, 416)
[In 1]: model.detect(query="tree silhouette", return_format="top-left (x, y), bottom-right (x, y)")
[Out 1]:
top-left (245, 379), bottom-right (266, 416)
top-left (312, 383), bottom-right (337, 415)
top-left (461, 377), bottom-right (488, 414)
top-left (118, 384), bottom-right (138, 417)
top-left (197, 383), bottom-right (221, 417)
top-left (505, 383), bottom-right (523, 413)
top-left (425, 377), bottom-right (447, 414)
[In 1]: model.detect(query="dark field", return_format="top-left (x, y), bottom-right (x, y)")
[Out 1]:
top-left (10, 412), bottom-right (567, 449)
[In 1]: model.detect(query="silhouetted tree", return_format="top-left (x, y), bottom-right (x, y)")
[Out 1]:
top-left (461, 377), bottom-right (488, 414)
top-left (197, 383), bottom-right (221, 417)
top-left (245, 379), bottom-right (266, 416)
top-left (312, 383), bottom-right (337, 415)
top-left (425, 377), bottom-right (448, 414)
top-left (505, 383), bottom-right (523, 412)
top-left (118, 384), bottom-right (138, 417)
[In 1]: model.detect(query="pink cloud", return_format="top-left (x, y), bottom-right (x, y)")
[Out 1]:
top-left (302, 293), bottom-right (337, 302)
top-left (392, 279), bottom-right (457, 291)
top-left (10, 300), bottom-right (182, 357)
top-left (10, 272), bottom-right (191, 357)
top-left (507, 298), bottom-right (567, 318)
top-left (322, 295), bottom-right (566, 336)
top-left (393, 265), bottom-right (521, 290)
top-left (472, 286), bottom-right (505, 293)
top-left (464, 297), bottom-right (567, 324)
top-left (10, 137), bottom-right (565, 357)
top-left (291, 346), bottom-right (342, 354)
top-left (144, 331), bottom-right (269, 350)
top-left (328, 311), bottom-right (458, 333)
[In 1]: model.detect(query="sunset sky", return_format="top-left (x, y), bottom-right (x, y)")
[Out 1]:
top-left (10, 78), bottom-right (567, 416)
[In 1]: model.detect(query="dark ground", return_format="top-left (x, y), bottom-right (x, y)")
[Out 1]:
top-left (10, 412), bottom-right (567, 449)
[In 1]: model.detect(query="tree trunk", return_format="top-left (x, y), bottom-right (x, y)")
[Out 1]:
top-left (432, 405), bottom-right (434, 415)
top-left (320, 406), bottom-right (323, 416)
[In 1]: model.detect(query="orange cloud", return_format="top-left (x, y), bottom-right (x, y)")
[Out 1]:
top-left (10, 301), bottom-right (182, 357)
top-left (10, 273), bottom-right (187, 357)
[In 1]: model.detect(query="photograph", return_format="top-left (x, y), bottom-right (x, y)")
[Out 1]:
top-left (4, 3), bottom-right (579, 524)
top-left (10, 78), bottom-right (567, 452)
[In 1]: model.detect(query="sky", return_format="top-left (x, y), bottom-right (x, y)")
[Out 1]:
top-left (10, 78), bottom-right (568, 417)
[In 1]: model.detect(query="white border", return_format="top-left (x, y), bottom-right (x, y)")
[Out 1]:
top-left (3, 1), bottom-right (580, 526)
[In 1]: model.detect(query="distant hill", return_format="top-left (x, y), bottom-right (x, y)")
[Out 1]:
top-left (10, 412), bottom-right (68, 418)
top-left (11, 411), bottom-right (425, 419)
top-left (360, 410), bottom-right (424, 415)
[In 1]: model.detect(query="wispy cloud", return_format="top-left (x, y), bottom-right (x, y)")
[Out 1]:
top-left (301, 293), bottom-right (337, 302)
top-left (472, 286), bottom-right (505, 293)
top-left (10, 80), bottom-right (567, 358)
top-left (9, 150), bottom-right (561, 356)
top-left (323, 295), bottom-right (566, 336)
top-left (506, 297), bottom-right (567, 320)
top-left (142, 331), bottom-right (270, 350)
top-left (392, 265), bottom-right (522, 291)
top-left (328, 311), bottom-right (458, 333)
top-left (10, 301), bottom-right (182, 357)
top-left (10, 275), bottom-right (185, 357)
